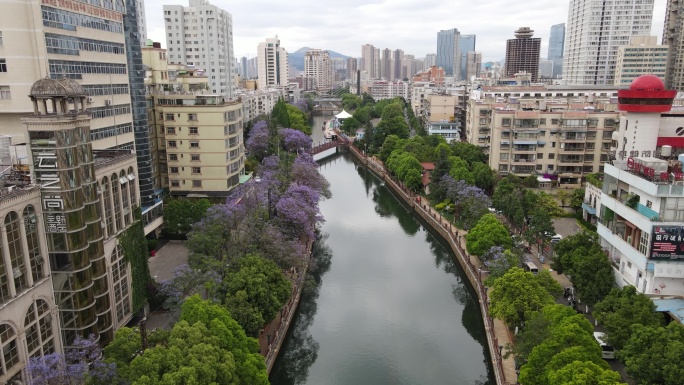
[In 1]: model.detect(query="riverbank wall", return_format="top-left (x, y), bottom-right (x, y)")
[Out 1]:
top-left (345, 145), bottom-right (516, 385)
top-left (264, 238), bottom-right (314, 373)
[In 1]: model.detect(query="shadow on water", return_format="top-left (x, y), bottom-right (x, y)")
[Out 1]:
top-left (269, 234), bottom-right (333, 385)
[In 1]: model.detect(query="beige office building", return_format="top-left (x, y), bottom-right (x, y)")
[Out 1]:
top-left (304, 49), bottom-right (334, 91)
top-left (143, 44), bottom-right (246, 197)
top-left (614, 36), bottom-right (668, 87)
top-left (467, 85), bottom-right (626, 187)
top-left (0, 0), bottom-right (136, 152)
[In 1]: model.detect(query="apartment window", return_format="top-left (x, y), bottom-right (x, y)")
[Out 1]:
top-left (41, 6), bottom-right (124, 34)
top-left (169, 154), bottom-right (178, 161)
top-left (536, 164), bottom-right (543, 171)
top-left (170, 167), bottom-right (179, 174)
top-left (638, 231), bottom-right (649, 255)
top-left (165, 113), bottom-right (175, 121)
top-left (548, 153), bottom-right (555, 160)
top-left (0, 59), bottom-right (6, 73)
top-left (171, 180), bottom-right (180, 187)
top-left (166, 127), bottom-right (176, 134)
top-left (191, 167), bottom-right (201, 174)
top-left (48, 59), bottom-right (126, 79)
top-left (0, 86), bottom-right (10, 100)
top-left (89, 104), bottom-right (131, 119)
top-left (188, 113), bottom-right (198, 121)
top-left (192, 180), bottom-right (202, 188)
top-left (167, 141), bottom-right (177, 148)
top-left (499, 164), bottom-right (508, 172)
top-left (501, 118), bottom-right (511, 127)
top-left (500, 153), bottom-right (509, 161)
top-left (191, 154), bottom-right (200, 161)
top-left (190, 141), bottom-right (199, 148)
top-left (189, 127), bottom-right (199, 134)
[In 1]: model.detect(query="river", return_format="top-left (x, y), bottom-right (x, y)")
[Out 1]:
top-left (269, 115), bottom-right (494, 385)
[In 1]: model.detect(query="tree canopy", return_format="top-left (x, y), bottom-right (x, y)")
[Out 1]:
top-left (489, 267), bottom-right (558, 328)
top-left (620, 323), bottom-right (684, 385)
top-left (466, 213), bottom-right (512, 256)
top-left (593, 286), bottom-right (663, 350)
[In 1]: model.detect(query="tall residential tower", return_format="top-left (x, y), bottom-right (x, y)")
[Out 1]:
top-left (163, 0), bottom-right (236, 97)
top-left (548, 23), bottom-right (565, 78)
top-left (563, 0), bottom-right (654, 85)
top-left (257, 36), bottom-right (289, 89)
top-left (505, 27), bottom-right (541, 82)
top-left (663, 0), bottom-right (684, 90)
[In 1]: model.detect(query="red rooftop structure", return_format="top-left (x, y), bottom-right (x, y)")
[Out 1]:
top-left (617, 74), bottom-right (677, 113)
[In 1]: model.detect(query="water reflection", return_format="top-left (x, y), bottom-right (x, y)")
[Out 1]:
top-left (270, 236), bottom-right (333, 384)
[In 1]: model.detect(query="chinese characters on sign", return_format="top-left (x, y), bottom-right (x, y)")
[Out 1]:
top-left (651, 226), bottom-right (684, 260)
top-left (627, 157), bottom-right (683, 181)
top-left (33, 150), bottom-right (67, 234)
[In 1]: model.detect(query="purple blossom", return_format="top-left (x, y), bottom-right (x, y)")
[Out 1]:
top-left (293, 99), bottom-right (309, 113)
top-left (483, 246), bottom-right (516, 279)
top-left (245, 120), bottom-right (269, 159)
top-left (28, 334), bottom-right (118, 385)
top-left (291, 154), bottom-right (331, 198)
top-left (279, 127), bottom-right (312, 153)
top-left (440, 175), bottom-right (491, 229)
top-left (275, 184), bottom-right (322, 239)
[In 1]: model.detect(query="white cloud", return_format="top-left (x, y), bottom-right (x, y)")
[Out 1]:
top-left (144, 0), bottom-right (667, 62)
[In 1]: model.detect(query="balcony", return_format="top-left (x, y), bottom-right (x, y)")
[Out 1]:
top-left (512, 157), bottom-right (536, 164)
top-left (512, 145), bottom-right (537, 153)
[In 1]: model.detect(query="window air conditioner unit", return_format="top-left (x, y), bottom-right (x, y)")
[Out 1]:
top-left (86, 97), bottom-right (94, 103)
top-left (104, 99), bottom-right (112, 106)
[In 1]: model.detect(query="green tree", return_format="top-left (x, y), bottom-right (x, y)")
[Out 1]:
top-left (523, 174), bottom-right (539, 188)
top-left (223, 254), bottom-right (292, 328)
top-left (380, 101), bottom-right (403, 121)
top-left (466, 214), bottom-right (512, 256)
top-left (352, 106), bottom-right (372, 124)
top-left (571, 188), bottom-right (585, 212)
top-left (548, 360), bottom-right (625, 385)
top-left (450, 141), bottom-right (487, 166)
top-left (340, 116), bottom-right (361, 135)
top-left (489, 267), bottom-right (556, 328)
top-left (524, 209), bottom-right (555, 254)
top-left (620, 323), bottom-right (684, 385)
top-left (520, 321), bottom-right (605, 385)
top-left (472, 162), bottom-right (495, 192)
top-left (535, 192), bottom-right (565, 218)
top-left (404, 168), bottom-right (423, 192)
top-left (379, 135), bottom-right (403, 163)
top-left (448, 156), bottom-right (475, 185)
top-left (552, 231), bottom-right (598, 274)
top-left (271, 98), bottom-right (291, 128)
top-left (225, 290), bottom-right (265, 337)
top-left (285, 104), bottom-right (310, 134)
top-left (593, 286), bottom-right (664, 349)
top-left (162, 198), bottom-right (212, 237)
top-left (566, 246), bottom-right (615, 305)
top-left (557, 190), bottom-right (571, 208)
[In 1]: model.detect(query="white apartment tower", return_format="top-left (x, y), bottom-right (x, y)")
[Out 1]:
top-left (257, 36), bottom-right (289, 90)
top-left (136, 0), bottom-right (148, 40)
top-left (563, 0), bottom-right (654, 85)
top-left (304, 49), bottom-right (333, 91)
top-left (163, 0), bottom-right (236, 97)
top-left (614, 36), bottom-right (668, 87)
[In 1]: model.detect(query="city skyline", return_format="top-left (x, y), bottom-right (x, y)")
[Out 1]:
top-left (144, 0), bottom-right (667, 62)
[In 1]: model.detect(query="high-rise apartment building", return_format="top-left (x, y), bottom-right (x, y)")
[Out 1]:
top-left (505, 27), bottom-right (541, 82)
top-left (361, 44), bottom-right (377, 79)
top-left (257, 36), bottom-right (289, 90)
top-left (548, 23), bottom-right (565, 79)
top-left (539, 59), bottom-right (555, 79)
top-left (436, 29), bottom-right (461, 77)
top-left (239, 56), bottom-right (248, 78)
top-left (425, 53), bottom-right (437, 68)
top-left (663, 0), bottom-right (684, 90)
top-left (402, 55), bottom-right (416, 80)
top-left (0, 0), bottom-right (162, 232)
top-left (393, 49), bottom-right (404, 81)
top-left (382, 48), bottom-right (393, 80)
top-left (465, 52), bottom-right (482, 81)
top-left (135, 0), bottom-right (148, 40)
top-left (564, 0), bottom-right (654, 85)
top-left (304, 49), bottom-right (333, 91)
top-left (614, 36), bottom-right (668, 87)
top-left (459, 35), bottom-right (476, 81)
top-left (347, 58), bottom-right (358, 81)
top-left (163, 0), bottom-right (236, 97)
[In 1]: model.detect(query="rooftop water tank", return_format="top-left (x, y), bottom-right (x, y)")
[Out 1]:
top-left (678, 153), bottom-right (684, 165)
top-left (661, 145), bottom-right (673, 157)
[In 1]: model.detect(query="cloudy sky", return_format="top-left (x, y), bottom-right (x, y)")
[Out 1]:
top-left (144, 0), bottom-right (667, 62)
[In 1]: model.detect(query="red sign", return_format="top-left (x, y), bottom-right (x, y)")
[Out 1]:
top-left (627, 157), bottom-right (657, 178)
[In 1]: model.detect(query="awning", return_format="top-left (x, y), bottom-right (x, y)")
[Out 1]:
top-left (335, 110), bottom-right (352, 119)
top-left (500, 140), bottom-right (510, 144)
top-left (514, 140), bottom-right (538, 145)
top-left (537, 141), bottom-right (547, 145)
top-left (657, 137), bottom-right (684, 147)
top-left (582, 202), bottom-right (597, 215)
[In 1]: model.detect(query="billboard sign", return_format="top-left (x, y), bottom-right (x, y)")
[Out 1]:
top-left (651, 226), bottom-right (684, 260)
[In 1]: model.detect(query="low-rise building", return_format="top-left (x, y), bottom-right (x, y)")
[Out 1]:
top-left (614, 36), bottom-right (669, 87)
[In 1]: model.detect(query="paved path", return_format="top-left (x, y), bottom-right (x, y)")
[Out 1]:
top-left (146, 241), bottom-right (190, 330)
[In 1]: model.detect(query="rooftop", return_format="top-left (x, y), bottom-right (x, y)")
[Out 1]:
top-left (653, 298), bottom-right (684, 324)
top-left (93, 150), bottom-right (136, 170)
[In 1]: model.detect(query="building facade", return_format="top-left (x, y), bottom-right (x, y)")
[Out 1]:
top-left (563, 0), bottom-right (654, 85)
top-left (361, 44), bottom-right (377, 79)
top-left (505, 27), bottom-right (541, 82)
top-left (423, 94), bottom-right (460, 141)
top-left (459, 35), bottom-right (476, 81)
top-left (163, 0), bottom-right (236, 96)
top-left (413, 66), bottom-right (446, 87)
top-left (142, 45), bottom-right (246, 197)
top-left (663, 0), bottom-right (684, 90)
top-left (614, 36), bottom-right (668, 87)
top-left (257, 36), bottom-right (289, 90)
top-left (467, 85), bottom-right (625, 187)
top-left (436, 28), bottom-right (461, 77)
top-left (548, 23), bottom-right (565, 79)
top-left (465, 52), bottom-right (482, 81)
top-left (304, 49), bottom-right (333, 91)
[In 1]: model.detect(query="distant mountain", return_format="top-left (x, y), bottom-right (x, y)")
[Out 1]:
top-left (288, 47), bottom-right (351, 71)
